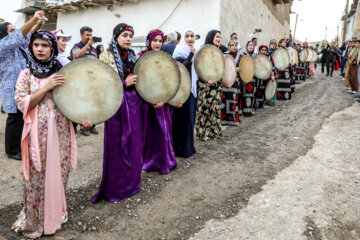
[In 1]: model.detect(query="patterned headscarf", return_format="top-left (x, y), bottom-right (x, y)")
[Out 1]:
top-left (138, 29), bottom-right (165, 56)
top-left (259, 45), bottom-right (268, 52)
top-left (111, 23), bottom-right (136, 80)
top-left (269, 39), bottom-right (277, 47)
top-left (227, 40), bottom-right (238, 48)
top-left (278, 38), bottom-right (286, 48)
top-left (27, 30), bottom-right (61, 78)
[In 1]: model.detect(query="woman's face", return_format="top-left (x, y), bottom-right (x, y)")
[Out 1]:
top-left (213, 32), bottom-right (221, 47)
top-left (184, 31), bottom-right (195, 46)
top-left (58, 37), bottom-right (67, 52)
top-left (247, 44), bottom-right (254, 52)
top-left (229, 44), bottom-right (237, 53)
top-left (270, 43), bottom-right (276, 50)
top-left (7, 24), bottom-right (16, 34)
top-left (281, 40), bottom-right (287, 48)
top-left (32, 38), bottom-right (51, 61)
top-left (117, 30), bottom-right (133, 49)
top-left (151, 35), bottom-right (163, 50)
top-left (100, 45), bottom-right (104, 52)
top-left (260, 48), bottom-right (267, 55)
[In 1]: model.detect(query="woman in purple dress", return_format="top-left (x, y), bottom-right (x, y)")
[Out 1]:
top-left (93, 23), bottom-right (147, 202)
top-left (139, 29), bottom-right (178, 174)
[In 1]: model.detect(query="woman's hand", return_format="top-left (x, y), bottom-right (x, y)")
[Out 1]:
top-left (206, 80), bottom-right (213, 87)
top-left (271, 75), bottom-right (275, 82)
top-left (236, 67), bottom-right (241, 72)
top-left (125, 74), bottom-right (138, 87)
top-left (154, 101), bottom-right (164, 108)
top-left (45, 74), bottom-right (66, 91)
top-left (190, 46), bottom-right (196, 53)
top-left (176, 103), bottom-right (183, 108)
top-left (82, 120), bottom-right (93, 130)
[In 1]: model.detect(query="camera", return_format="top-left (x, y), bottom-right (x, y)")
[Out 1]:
top-left (93, 37), bottom-right (102, 43)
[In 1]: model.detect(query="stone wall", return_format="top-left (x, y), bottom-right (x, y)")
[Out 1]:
top-left (220, 0), bottom-right (291, 49)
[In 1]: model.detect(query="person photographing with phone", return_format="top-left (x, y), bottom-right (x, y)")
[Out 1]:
top-left (248, 28), bottom-right (261, 55)
top-left (71, 26), bottom-right (100, 136)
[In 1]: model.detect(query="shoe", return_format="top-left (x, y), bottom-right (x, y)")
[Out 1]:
top-left (351, 91), bottom-right (357, 94)
top-left (90, 127), bottom-right (99, 134)
top-left (354, 93), bottom-right (360, 98)
top-left (80, 129), bottom-right (90, 136)
top-left (62, 212), bottom-right (68, 224)
top-left (7, 152), bottom-right (22, 160)
top-left (326, 74), bottom-right (329, 76)
top-left (330, 75), bottom-right (333, 77)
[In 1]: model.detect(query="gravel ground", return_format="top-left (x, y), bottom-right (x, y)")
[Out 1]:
top-left (0, 70), bottom-right (355, 240)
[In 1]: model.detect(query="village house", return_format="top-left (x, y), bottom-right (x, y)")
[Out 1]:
top-left (15, 0), bottom-right (292, 55)
top-left (339, 0), bottom-right (360, 45)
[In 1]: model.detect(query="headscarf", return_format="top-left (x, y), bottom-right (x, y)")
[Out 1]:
top-left (269, 39), bottom-right (277, 47)
top-left (278, 38), bottom-right (286, 48)
top-left (172, 29), bottom-right (195, 59)
top-left (0, 22), bottom-right (10, 40)
top-left (96, 44), bottom-right (103, 57)
top-left (138, 29), bottom-right (165, 56)
top-left (204, 30), bottom-right (220, 46)
top-left (245, 41), bottom-right (256, 57)
top-left (27, 30), bottom-right (62, 78)
top-left (172, 29), bottom-right (198, 98)
top-left (111, 23), bottom-right (136, 80)
top-left (259, 45), bottom-right (268, 53)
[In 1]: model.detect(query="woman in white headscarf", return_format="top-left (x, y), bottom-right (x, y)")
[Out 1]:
top-left (172, 29), bottom-right (197, 158)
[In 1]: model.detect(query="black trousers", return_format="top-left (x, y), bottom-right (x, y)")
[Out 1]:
top-left (321, 61), bottom-right (326, 73)
top-left (326, 58), bottom-right (335, 76)
top-left (5, 110), bottom-right (23, 155)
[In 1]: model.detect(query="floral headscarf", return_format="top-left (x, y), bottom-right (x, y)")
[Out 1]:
top-left (138, 29), bottom-right (165, 56)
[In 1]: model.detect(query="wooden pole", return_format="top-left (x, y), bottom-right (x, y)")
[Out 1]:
top-left (293, 13), bottom-right (298, 40)
top-left (342, 0), bottom-right (350, 43)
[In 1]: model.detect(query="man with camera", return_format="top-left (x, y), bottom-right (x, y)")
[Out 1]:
top-left (71, 26), bottom-right (101, 59)
top-left (71, 26), bottom-right (100, 136)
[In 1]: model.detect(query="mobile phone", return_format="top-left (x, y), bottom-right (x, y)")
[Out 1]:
top-left (255, 29), bottom-right (262, 32)
top-left (93, 37), bottom-right (102, 43)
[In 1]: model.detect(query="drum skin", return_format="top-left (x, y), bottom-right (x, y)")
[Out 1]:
top-left (168, 62), bottom-right (191, 106)
top-left (194, 44), bottom-right (225, 83)
top-left (287, 47), bottom-right (297, 65)
top-left (311, 50), bottom-right (318, 62)
top-left (265, 79), bottom-right (277, 101)
top-left (53, 58), bottom-right (124, 125)
top-left (306, 48), bottom-right (314, 62)
top-left (239, 55), bottom-right (255, 83)
top-left (134, 50), bottom-right (181, 105)
top-left (222, 54), bottom-right (236, 88)
top-left (299, 49), bottom-right (308, 63)
top-left (273, 48), bottom-right (290, 71)
top-left (254, 54), bottom-right (273, 80)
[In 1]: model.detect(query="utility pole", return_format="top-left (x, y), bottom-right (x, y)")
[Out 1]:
top-left (337, 25), bottom-right (339, 45)
top-left (342, 0), bottom-right (349, 43)
top-left (293, 13), bottom-right (299, 40)
top-left (325, 26), bottom-right (327, 41)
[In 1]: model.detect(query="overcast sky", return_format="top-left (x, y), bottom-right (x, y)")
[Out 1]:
top-left (0, 0), bottom-right (350, 43)
top-left (290, 0), bottom-right (348, 42)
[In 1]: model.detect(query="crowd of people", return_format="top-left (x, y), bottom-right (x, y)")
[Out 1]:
top-left (0, 9), bottom-right (359, 239)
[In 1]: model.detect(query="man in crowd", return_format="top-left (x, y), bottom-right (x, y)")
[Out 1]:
top-left (161, 31), bottom-right (177, 56)
top-left (326, 41), bottom-right (339, 77)
top-left (249, 29), bottom-right (259, 54)
top-left (0, 11), bottom-right (45, 160)
top-left (230, 32), bottom-right (242, 52)
top-left (71, 26), bottom-right (99, 136)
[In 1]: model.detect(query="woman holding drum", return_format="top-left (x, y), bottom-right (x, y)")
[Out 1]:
top-left (195, 30), bottom-right (224, 141)
top-left (221, 40), bottom-right (242, 126)
top-left (240, 41), bottom-right (258, 116)
top-left (266, 39), bottom-right (278, 107)
top-left (140, 29), bottom-right (178, 174)
top-left (13, 30), bottom-right (92, 238)
top-left (276, 39), bottom-right (292, 100)
top-left (93, 23), bottom-right (147, 203)
top-left (172, 29), bottom-right (197, 158)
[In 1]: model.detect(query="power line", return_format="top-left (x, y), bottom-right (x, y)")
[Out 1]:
top-left (157, 0), bottom-right (183, 29)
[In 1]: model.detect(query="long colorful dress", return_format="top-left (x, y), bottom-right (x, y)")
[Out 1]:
top-left (254, 78), bottom-right (268, 111)
top-left (195, 81), bottom-right (222, 141)
top-left (93, 48), bottom-right (147, 202)
top-left (240, 53), bottom-right (257, 116)
top-left (265, 52), bottom-right (278, 106)
top-left (276, 47), bottom-right (292, 101)
top-left (12, 69), bottom-right (77, 238)
top-left (221, 52), bottom-right (242, 125)
top-left (294, 62), bottom-right (306, 83)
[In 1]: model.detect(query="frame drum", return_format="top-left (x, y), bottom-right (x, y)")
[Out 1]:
top-left (168, 62), bottom-right (191, 106)
top-left (222, 54), bottom-right (236, 88)
top-left (265, 79), bottom-right (277, 101)
top-left (134, 50), bottom-right (181, 105)
top-left (194, 44), bottom-right (225, 83)
top-left (238, 55), bottom-right (255, 83)
top-left (287, 46), bottom-right (297, 65)
top-left (273, 48), bottom-right (290, 71)
top-left (254, 55), bottom-right (273, 80)
top-left (306, 49), bottom-right (314, 62)
top-left (53, 58), bottom-right (124, 125)
top-left (299, 49), bottom-right (308, 63)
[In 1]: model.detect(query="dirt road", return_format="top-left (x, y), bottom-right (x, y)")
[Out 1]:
top-left (0, 71), bottom-right (357, 240)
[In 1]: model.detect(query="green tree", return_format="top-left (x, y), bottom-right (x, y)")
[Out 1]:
top-left (0, 18), bottom-right (5, 23)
